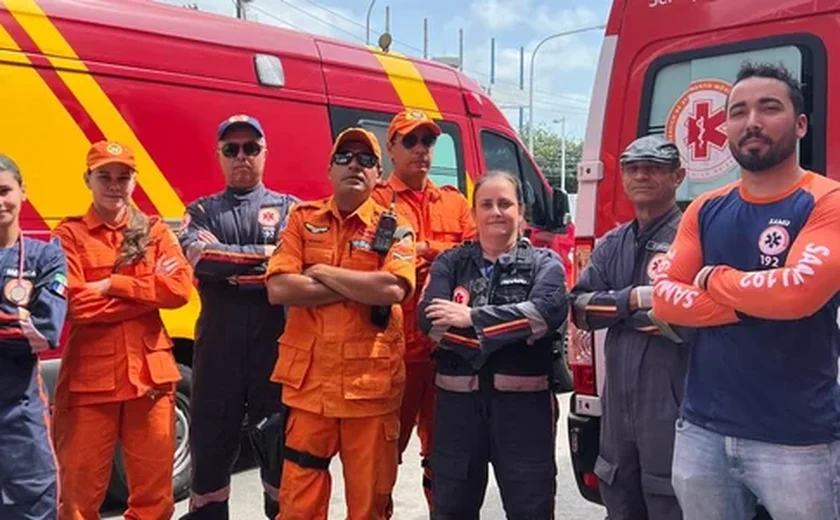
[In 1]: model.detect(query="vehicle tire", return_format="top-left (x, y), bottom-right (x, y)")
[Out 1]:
top-left (552, 320), bottom-right (573, 393)
top-left (106, 364), bottom-right (193, 503)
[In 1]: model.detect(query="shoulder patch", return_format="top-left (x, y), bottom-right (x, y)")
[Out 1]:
top-left (292, 199), bottom-right (325, 212)
top-left (57, 215), bottom-right (84, 225)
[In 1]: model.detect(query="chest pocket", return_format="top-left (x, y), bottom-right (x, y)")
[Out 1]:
top-left (303, 244), bottom-right (334, 268)
top-left (78, 240), bottom-right (119, 281)
top-left (342, 240), bottom-right (381, 271)
top-left (430, 212), bottom-right (462, 242)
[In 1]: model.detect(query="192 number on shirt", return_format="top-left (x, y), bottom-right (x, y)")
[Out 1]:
top-left (760, 255), bottom-right (780, 268)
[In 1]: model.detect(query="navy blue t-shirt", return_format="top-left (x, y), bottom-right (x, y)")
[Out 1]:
top-left (652, 172), bottom-right (840, 445)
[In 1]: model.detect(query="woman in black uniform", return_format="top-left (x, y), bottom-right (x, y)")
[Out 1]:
top-left (418, 170), bottom-right (568, 519)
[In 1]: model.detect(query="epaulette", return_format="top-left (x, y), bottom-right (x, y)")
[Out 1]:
top-left (439, 184), bottom-right (461, 193)
top-left (290, 199), bottom-right (325, 212)
top-left (56, 215), bottom-right (84, 226)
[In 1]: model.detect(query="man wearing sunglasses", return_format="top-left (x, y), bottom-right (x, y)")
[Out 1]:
top-left (372, 109), bottom-right (477, 512)
top-left (178, 114), bottom-right (298, 520)
top-left (266, 127), bottom-right (415, 519)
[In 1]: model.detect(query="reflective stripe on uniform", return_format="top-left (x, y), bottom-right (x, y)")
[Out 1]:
top-left (262, 480), bottom-right (280, 502)
top-left (189, 486), bottom-right (230, 510)
top-left (494, 374), bottom-right (549, 392)
top-left (434, 374), bottom-right (479, 393)
top-left (434, 373), bottom-right (550, 393)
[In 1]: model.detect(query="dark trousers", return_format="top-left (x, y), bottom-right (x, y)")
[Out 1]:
top-left (431, 386), bottom-right (557, 520)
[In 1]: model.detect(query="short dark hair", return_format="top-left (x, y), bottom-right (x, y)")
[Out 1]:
top-left (733, 62), bottom-right (805, 115)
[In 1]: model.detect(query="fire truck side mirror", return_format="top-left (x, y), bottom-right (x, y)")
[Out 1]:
top-left (551, 187), bottom-right (571, 232)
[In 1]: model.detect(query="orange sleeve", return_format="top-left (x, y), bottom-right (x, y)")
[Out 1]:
top-left (52, 224), bottom-right (156, 325)
top-left (384, 222), bottom-right (417, 300)
top-left (107, 222), bottom-right (193, 309)
top-left (651, 197), bottom-right (740, 327)
top-left (266, 207), bottom-right (304, 277)
top-left (706, 189), bottom-right (840, 319)
top-left (425, 194), bottom-right (476, 259)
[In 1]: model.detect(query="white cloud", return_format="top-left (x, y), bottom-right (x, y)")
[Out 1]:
top-left (469, 0), bottom-right (528, 31)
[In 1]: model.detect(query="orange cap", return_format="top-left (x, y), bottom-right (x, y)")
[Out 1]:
top-left (330, 127), bottom-right (382, 163)
top-left (387, 109), bottom-right (441, 142)
top-left (87, 141), bottom-right (136, 170)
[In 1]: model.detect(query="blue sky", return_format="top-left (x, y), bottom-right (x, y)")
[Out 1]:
top-left (158, 0), bottom-right (612, 139)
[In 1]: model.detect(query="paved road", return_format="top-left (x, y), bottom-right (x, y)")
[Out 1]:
top-left (105, 392), bottom-right (605, 519)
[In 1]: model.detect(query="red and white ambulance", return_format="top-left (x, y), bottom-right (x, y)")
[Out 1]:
top-left (567, 0), bottom-right (829, 508)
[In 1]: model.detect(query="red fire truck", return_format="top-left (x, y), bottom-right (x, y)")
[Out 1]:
top-left (567, 0), bottom-right (828, 515)
top-left (0, 0), bottom-right (573, 501)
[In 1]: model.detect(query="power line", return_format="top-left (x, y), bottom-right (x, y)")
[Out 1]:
top-left (249, 0), bottom-right (367, 43)
top-left (247, 0), bottom-right (591, 110)
top-left (297, 0), bottom-right (587, 105)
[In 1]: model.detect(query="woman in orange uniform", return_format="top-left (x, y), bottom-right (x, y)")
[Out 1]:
top-left (51, 141), bottom-right (193, 520)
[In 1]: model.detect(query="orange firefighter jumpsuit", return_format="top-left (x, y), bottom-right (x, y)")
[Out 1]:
top-left (372, 121), bottom-right (476, 508)
top-left (267, 196), bottom-right (416, 520)
top-left (51, 208), bottom-right (193, 520)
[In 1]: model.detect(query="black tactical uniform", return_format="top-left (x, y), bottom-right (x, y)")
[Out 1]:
top-left (418, 238), bottom-right (568, 520)
top-left (178, 182), bottom-right (297, 520)
top-left (570, 135), bottom-right (689, 520)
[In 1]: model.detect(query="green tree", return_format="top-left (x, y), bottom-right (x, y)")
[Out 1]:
top-left (521, 126), bottom-right (582, 194)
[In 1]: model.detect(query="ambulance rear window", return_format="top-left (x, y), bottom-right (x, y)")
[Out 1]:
top-left (638, 36), bottom-right (825, 205)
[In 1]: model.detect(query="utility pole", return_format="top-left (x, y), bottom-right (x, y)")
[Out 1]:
top-left (490, 37), bottom-right (495, 86)
top-left (235, 0), bottom-right (250, 20)
top-left (458, 28), bottom-right (464, 71)
top-left (518, 46), bottom-right (524, 136)
top-left (423, 18), bottom-right (429, 59)
top-left (559, 117), bottom-right (567, 191)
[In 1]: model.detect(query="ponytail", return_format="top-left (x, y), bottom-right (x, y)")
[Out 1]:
top-left (114, 205), bottom-right (151, 271)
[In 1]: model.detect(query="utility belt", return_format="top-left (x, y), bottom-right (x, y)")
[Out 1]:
top-left (434, 372), bottom-right (550, 393)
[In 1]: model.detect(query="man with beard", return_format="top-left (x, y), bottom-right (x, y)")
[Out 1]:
top-left (179, 115), bottom-right (298, 519)
top-left (571, 134), bottom-right (688, 520)
top-left (651, 63), bottom-right (840, 520)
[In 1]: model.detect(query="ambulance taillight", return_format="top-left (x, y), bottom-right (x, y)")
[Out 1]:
top-left (569, 236), bottom-right (597, 396)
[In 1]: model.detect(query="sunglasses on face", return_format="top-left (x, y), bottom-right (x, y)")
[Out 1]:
top-left (332, 151), bottom-right (379, 168)
top-left (220, 141), bottom-right (263, 158)
top-left (401, 132), bottom-right (437, 149)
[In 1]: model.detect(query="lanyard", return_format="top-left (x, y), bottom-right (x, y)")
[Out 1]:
top-left (3, 234), bottom-right (32, 307)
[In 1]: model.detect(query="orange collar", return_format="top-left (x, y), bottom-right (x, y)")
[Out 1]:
top-left (82, 206), bottom-right (129, 231)
top-left (317, 196), bottom-right (377, 227)
top-left (388, 174), bottom-right (441, 201)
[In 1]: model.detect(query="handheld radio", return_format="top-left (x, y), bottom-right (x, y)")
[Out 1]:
top-left (371, 193), bottom-right (398, 254)
top-left (371, 193), bottom-right (399, 327)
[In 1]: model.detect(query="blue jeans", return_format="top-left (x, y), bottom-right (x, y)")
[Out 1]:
top-left (672, 418), bottom-right (840, 520)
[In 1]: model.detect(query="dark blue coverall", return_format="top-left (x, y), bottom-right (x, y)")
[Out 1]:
top-left (0, 237), bottom-right (68, 520)
top-left (418, 238), bottom-right (568, 520)
top-left (178, 184), bottom-right (297, 520)
top-left (570, 205), bottom-right (688, 520)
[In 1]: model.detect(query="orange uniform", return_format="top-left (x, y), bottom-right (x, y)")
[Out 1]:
top-left (267, 195), bottom-right (416, 519)
top-left (52, 207), bottom-right (192, 520)
top-left (372, 109), bottom-right (477, 508)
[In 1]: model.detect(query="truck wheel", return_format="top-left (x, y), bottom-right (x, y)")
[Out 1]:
top-left (107, 364), bottom-right (193, 503)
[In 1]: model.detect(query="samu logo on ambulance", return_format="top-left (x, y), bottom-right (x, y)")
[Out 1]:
top-left (665, 79), bottom-right (737, 182)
